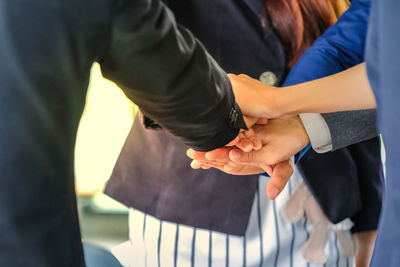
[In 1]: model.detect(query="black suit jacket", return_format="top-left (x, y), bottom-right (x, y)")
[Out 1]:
top-left (0, 0), bottom-right (245, 266)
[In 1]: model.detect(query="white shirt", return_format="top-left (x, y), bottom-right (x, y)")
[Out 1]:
top-left (300, 113), bottom-right (333, 153)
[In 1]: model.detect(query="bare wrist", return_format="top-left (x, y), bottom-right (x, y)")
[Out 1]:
top-left (273, 86), bottom-right (300, 118)
top-left (292, 115), bottom-right (311, 146)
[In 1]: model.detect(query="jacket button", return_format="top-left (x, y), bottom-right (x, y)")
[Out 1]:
top-left (259, 71), bottom-right (277, 86)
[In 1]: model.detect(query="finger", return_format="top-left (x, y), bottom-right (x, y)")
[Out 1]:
top-left (250, 136), bottom-right (262, 150)
top-left (190, 160), bottom-right (203, 169)
top-left (243, 129), bottom-right (262, 150)
top-left (226, 135), bottom-right (240, 146)
top-left (195, 159), bottom-right (226, 169)
top-left (229, 145), bottom-right (285, 166)
top-left (243, 115), bottom-right (264, 129)
top-left (193, 159), bottom-right (230, 173)
top-left (235, 138), bottom-right (254, 152)
top-left (266, 161), bottom-right (294, 200)
top-left (243, 116), bottom-right (256, 129)
top-left (223, 164), bottom-right (245, 174)
top-left (242, 116), bottom-right (268, 129)
top-left (187, 149), bottom-right (207, 160)
top-left (229, 148), bottom-right (271, 165)
top-left (227, 161), bottom-right (245, 168)
top-left (223, 164), bottom-right (264, 176)
top-left (191, 159), bottom-right (226, 169)
top-left (259, 163), bottom-right (273, 175)
top-left (234, 132), bottom-right (254, 152)
top-left (205, 147), bottom-right (231, 161)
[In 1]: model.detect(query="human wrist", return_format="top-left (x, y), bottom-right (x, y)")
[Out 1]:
top-left (258, 86), bottom-right (294, 119)
top-left (283, 83), bottom-right (321, 116)
top-left (276, 86), bottom-right (303, 118)
top-left (292, 115), bottom-right (310, 147)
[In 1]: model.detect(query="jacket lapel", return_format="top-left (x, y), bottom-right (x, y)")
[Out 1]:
top-left (241, 0), bottom-right (264, 20)
top-left (235, 0), bottom-right (271, 38)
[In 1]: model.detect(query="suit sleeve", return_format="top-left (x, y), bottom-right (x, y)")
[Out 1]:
top-left (284, 0), bottom-right (377, 151)
top-left (100, 0), bottom-right (246, 151)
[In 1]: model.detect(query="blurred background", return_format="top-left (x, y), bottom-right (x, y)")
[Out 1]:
top-left (74, 63), bottom-right (135, 251)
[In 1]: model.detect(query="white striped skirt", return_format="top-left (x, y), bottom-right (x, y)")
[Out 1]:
top-left (112, 168), bottom-right (354, 267)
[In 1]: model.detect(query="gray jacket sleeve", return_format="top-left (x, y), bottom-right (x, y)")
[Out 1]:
top-left (322, 110), bottom-right (378, 151)
top-left (100, 0), bottom-right (246, 151)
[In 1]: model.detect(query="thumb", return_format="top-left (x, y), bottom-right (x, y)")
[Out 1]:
top-left (229, 148), bottom-right (268, 165)
top-left (243, 115), bottom-right (267, 129)
top-left (226, 135), bottom-right (240, 146)
top-left (266, 160), bottom-right (294, 200)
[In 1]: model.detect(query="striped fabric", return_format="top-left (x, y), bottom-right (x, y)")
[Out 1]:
top-left (112, 168), bottom-right (354, 267)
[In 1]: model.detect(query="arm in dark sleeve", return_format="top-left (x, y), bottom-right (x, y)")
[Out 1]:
top-left (100, 0), bottom-right (246, 151)
top-left (284, 0), bottom-right (377, 150)
top-left (322, 110), bottom-right (377, 150)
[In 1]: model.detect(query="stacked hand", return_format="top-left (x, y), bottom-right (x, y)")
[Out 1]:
top-left (186, 73), bottom-right (318, 200)
top-left (187, 116), bottom-right (310, 200)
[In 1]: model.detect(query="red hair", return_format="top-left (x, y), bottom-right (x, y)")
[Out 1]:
top-left (264, 0), bottom-right (349, 68)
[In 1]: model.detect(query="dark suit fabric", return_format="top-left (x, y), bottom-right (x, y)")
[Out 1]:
top-left (365, 0), bottom-right (400, 265)
top-left (0, 0), bottom-right (244, 265)
top-left (106, 0), bottom-right (286, 235)
top-left (106, 0), bottom-right (383, 237)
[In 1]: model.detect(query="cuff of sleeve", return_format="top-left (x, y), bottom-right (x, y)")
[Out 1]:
top-left (229, 102), bottom-right (247, 130)
top-left (299, 113), bottom-right (333, 153)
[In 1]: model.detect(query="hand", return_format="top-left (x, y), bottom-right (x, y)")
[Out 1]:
top-left (230, 63), bottom-right (376, 119)
top-left (188, 115), bottom-right (310, 199)
top-left (186, 147), bottom-right (294, 200)
top-left (226, 115), bottom-right (267, 152)
top-left (229, 116), bottom-right (310, 166)
top-left (187, 147), bottom-right (264, 175)
top-left (229, 74), bottom-right (292, 119)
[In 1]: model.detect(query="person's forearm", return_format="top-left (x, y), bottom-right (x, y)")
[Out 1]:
top-left (278, 63), bottom-right (376, 116)
top-left (101, 0), bottom-right (246, 151)
top-left (354, 230), bottom-right (377, 267)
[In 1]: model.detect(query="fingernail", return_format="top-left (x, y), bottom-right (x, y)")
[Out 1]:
top-left (230, 150), bottom-right (241, 160)
top-left (244, 143), bottom-right (253, 152)
top-left (270, 187), bottom-right (280, 200)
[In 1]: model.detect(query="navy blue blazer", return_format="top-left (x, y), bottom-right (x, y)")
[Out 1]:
top-left (106, 0), bottom-right (383, 235)
top-left (365, 0), bottom-right (400, 265)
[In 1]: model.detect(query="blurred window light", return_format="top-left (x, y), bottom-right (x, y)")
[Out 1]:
top-left (75, 63), bottom-right (136, 198)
